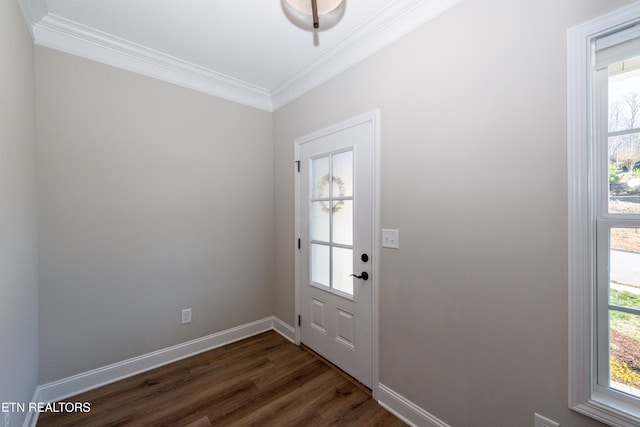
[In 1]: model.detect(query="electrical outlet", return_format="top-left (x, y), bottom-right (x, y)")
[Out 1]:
top-left (534, 413), bottom-right (559, 427)
top-left (181, 308), bottom-right (192, 324)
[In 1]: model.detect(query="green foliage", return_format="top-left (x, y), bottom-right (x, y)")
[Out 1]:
top-left (610, 162), bottom-right (621, 183)
top-left (610, 289), bottom-right (640, 341)
top-left (609, 289), bottom-right (640, 310)
top-left (634, 168), bottom-right (640, 179)
top-left (611, 357), bottom-right (640, 388)
top-left (611, 289), bottom-right (640, 310)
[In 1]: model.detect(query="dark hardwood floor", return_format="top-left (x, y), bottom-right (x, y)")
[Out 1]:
top-left (38, 331), bottom-right (405, 426)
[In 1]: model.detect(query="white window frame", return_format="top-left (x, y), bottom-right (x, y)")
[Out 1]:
top-left (568, 3), bottom-right (640, 426)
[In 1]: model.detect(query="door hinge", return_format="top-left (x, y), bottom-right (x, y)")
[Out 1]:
top-left (295, 160), bottom-right (300, 172)
top-left (298, 238), bottom-right (301, 250)
top-left (298, 315), bottom-right (301, 327)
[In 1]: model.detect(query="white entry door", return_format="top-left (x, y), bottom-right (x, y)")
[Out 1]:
top-left (296, 114), bottom-right (376, 388)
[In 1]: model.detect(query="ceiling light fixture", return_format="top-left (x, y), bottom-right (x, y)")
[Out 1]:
top-left (282, 0), bottom-right (346, 31)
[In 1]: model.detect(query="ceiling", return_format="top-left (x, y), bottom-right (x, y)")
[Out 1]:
top-left (17, 0), bottom-right (461, 111)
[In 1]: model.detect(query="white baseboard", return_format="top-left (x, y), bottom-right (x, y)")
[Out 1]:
top-left (272, 317), bottom-right (295, 342)
top-left (32, 317), bottom-right (289, 411)
top-left (22, 388), bottom-right (40, 427)
top-left (377, 383), bottom-right (450, 427)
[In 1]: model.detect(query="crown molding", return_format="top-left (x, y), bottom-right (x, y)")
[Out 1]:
top-left (31, 13), bottom-right (273, 111)
top-left (18, 0), bottom-right (461, 111)
top-left (270, 0), bottom-right (463, 110)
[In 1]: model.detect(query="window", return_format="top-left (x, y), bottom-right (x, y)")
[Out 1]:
top-left (569, 4), bottom-right (640, 426)
top-left (309, 150), bottom-right (355, 296)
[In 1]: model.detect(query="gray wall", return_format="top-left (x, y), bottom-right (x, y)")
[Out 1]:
top-left (273, 0), bottom-right (632, 426)
top-left (0, 1), bottom-right (38, 426)
top-left (35, 47), bottom-right (274, 383)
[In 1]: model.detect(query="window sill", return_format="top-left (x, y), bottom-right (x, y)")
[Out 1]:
top-left (572, 391), bottom-right (640, 427)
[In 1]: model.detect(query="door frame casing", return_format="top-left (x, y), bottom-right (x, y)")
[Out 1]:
top-left (294, 110), bottom-right (381, 397)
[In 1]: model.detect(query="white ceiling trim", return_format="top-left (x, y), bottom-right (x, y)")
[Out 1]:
top-left (31, 13), bottom-right (274, 111)
top-left (18, 0), bottom-right (461, 112)
top-left (271, 0), bottom-right (463, 110)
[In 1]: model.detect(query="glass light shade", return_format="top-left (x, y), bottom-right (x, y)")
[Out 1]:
top-left (282, 0), bottom-right (346, 31)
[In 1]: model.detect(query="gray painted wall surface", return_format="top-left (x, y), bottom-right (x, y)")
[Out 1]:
top-left (0, 1), bottom-right (38, 426)
top-left (35, 47), bottom-right (274, 383)
top-left (273, 0), bottom-right (632, 426)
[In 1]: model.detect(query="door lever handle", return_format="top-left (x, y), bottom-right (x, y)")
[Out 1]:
top-left (350, 272), bottom-right (369, 281)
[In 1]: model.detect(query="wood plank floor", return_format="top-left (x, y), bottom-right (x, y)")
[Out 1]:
top-left (38, 331), bottom-right (406, 426)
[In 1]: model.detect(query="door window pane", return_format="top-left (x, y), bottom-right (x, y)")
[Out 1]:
top-left (332, 151), bottom-right (353, 197)
top-left (332, 200), bottom-right (353, 246)
top-left (308, 149), bottom-right (356, 297)
top-left (332, 247), bottom-right (353, 295)
top-left (311, 244), bottom-right (330, 287)
top-left (312, 156), bottom-right (330, 199)
top-left (310, 202), bottom-right (330, 242)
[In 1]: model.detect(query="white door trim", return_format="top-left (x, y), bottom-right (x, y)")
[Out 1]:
top-left (294, 110), bottom-right (380, 397)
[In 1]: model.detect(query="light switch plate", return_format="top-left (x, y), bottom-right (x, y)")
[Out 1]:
top-left (382, 229), bottom-right (399, 249)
